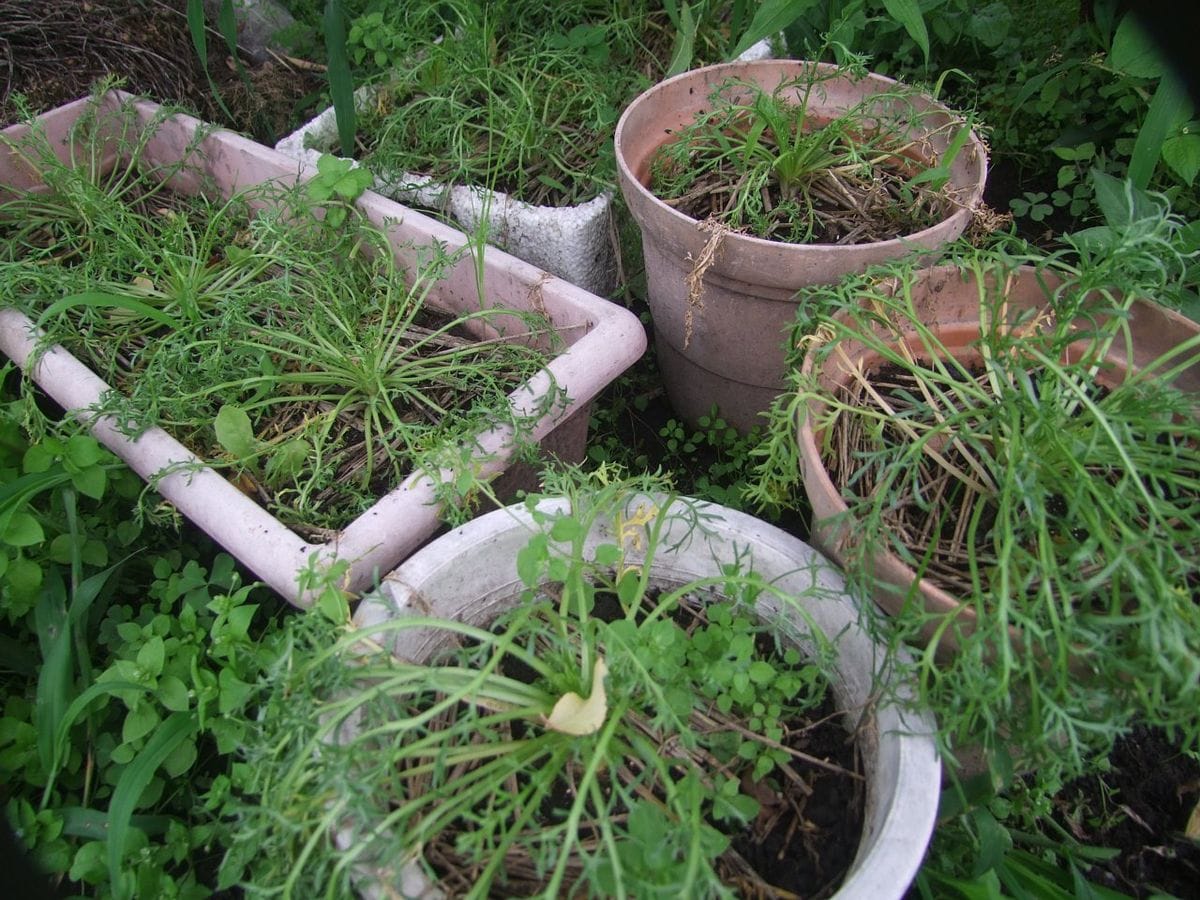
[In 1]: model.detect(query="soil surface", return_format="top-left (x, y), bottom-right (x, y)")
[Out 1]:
top-left (1053, 726), bottom-right (1200, 898)
top-left (728, 692), bottom-right (865, 898)
top-left (1, 0), bottom-right (323, 143)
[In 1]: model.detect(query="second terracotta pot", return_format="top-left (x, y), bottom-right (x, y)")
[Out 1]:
top-left (614, 59), bottom-right (988, 432)
top-left (797, 264), bottom-right (1200, 630)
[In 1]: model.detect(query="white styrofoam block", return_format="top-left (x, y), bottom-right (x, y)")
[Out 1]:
top-left (735, 35), bottom-right (780, 62)
top-left (275, 83), bottom-right (616, 296)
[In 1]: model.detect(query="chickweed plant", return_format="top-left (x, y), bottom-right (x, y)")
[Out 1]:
top-left (222, 467), bottom-right (862, 898)
top-left (750, 187), bottom-right (1200, 782)
top-left (0, 363), bottom-right (288, 898)
top-left (0, 95), bottom-right (560, 536)
top-left (649, 58), bottom-right (975, 244)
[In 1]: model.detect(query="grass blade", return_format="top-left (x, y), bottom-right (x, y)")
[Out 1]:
top-left (37, 292), bottom-right (184, 331)
top-left (729, 0), bottom-right (820, 59)
top-left (185, 0), bottom-right (238, 124)
top-left (323, 0), bottom-right (357, 156)
top-left (106, 711), bottom-right (197, 899)
top-left (34, 571), bottom-right (71, 778)
top-left (60, 807), bottom-right (172, 841)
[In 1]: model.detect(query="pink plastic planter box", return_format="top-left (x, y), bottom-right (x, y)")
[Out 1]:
top-left (0, 93), bottom-right (646, 607)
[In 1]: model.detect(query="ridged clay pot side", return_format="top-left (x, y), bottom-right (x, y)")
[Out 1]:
top-left (615, 59), bottom-right (988, 432)
top-left (797, 264), bottom-right (1200, 635)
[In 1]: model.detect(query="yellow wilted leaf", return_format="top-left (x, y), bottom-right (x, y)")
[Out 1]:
top-left (545, 658), bottom-right (608, 736)
top-left (130, 275), bottom-right (155, 291)
top-left (1186, 797), bottom-right (1200, 842)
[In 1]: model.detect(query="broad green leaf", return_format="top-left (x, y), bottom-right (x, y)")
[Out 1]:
top-left (161, 736), bottom-right (198, 778)
top-left (333, 165), bottom-right (373, 200)
top-left (157, 675), bottom-right (191, 713)
top-left (49, 534), bottom-right (82, 564)
top-left (748, 660), bottom-right (775, 684)
top-left (324, 204), bottom-right (348, 229)
top-left (549, 515), bottom-right (583, 542)
top-left (122, 703), bottom-right (160, 745)
top-left (592, 543), bottom-right (622, 566)
top-left (70, 840), bottom-right (108, 885)
top-left (729, 0), bottom-right (821, 59)
top-left (1108, 14), bottom-right (1165, 78)
top-left (1162, 131), bottom-right (1200, 185)
top-left (1128, 73), bottom-right (1191, 189)
top-left (79, 538), bottom-right (109, 568)
top-left (516, 534), bottom-right (548, 587)
top-left (210, 716), bottom-right (246, 754)
top-left (3, 511), bottom-right (44, 547)
top-left (136, 636), bottom-right (165, 679)
top-left (213, 404), bottom-right (258, 460)
top-left (1089, 169), bottom-right (1161, 226)
top-left (223, 603), bottom-right (258, 642)
top-left (4, 556), bottom-right (43, 613)
top-left (881, 0), bottom-right (930, 64)
top-left (21, 440), bottom-right (59, 473)
top-left (65, 434), bottom-right (105, 468)
top-left (70, 465), bottom-right (107, 501)
top-left (263, 438), bottom-right (310, 485)
top-left (218, 668), bottom-right (255, 715)
top-left (115, 520), bottom-right (142, 546)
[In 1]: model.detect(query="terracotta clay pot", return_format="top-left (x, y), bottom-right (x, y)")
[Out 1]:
top-left (614, 60), bottom-right (988, 432)
top-left (798, 264), bottom-right (1200, 629)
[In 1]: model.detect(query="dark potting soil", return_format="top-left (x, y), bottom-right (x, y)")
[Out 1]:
top-left (0, 0), bottom-right (324, 144)
top-left (724, 693), bottom-right (865, 899)
top-left (1051, 725), bottom-right (1200, 899)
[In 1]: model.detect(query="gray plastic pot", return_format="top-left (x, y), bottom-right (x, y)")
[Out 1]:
top-left (615, 59), bottom-right (988, 432)
top-left (349, 495), bottom-right (941, 899)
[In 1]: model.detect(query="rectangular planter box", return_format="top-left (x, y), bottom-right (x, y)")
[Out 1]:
top-left (0, 92), bottom-right (646, 607)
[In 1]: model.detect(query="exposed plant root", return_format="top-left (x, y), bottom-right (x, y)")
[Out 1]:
top-left (683, 218), bottom-right (730, 349)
